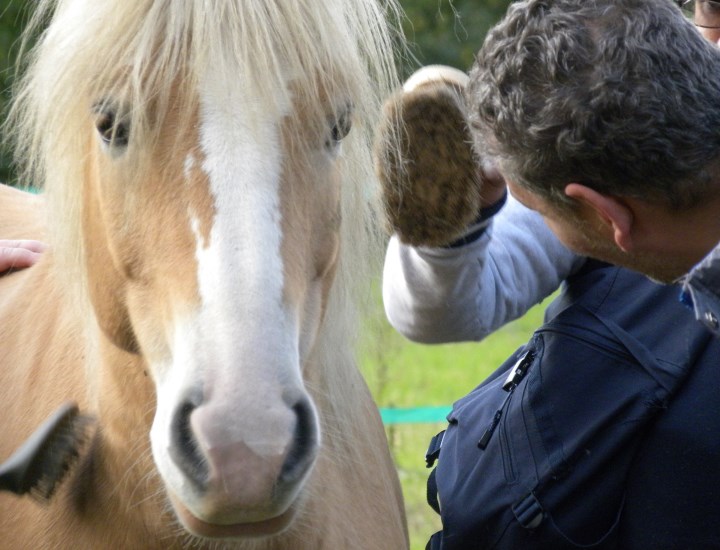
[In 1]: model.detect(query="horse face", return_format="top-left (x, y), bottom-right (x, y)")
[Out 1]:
top-left (85, 72), bottom-right (349, 537)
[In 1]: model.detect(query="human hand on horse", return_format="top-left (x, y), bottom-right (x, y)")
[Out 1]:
top-left (0, 240), bottom-right (46, 274)
top-left (374, 64), bottom-right (507, 248)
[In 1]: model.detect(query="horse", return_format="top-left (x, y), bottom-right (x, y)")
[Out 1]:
top-left (0, 0), bottom-right (408, 547)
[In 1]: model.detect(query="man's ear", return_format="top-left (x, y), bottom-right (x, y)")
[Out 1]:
top-left (564, 183), bottom-right (634, 251)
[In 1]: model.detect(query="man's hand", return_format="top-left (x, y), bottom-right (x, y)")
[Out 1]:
top-left (375, 65), bottom-right (502, 247)
top-left (0, 240), bottom-right (46, 274)
top-left (478, 157), bottom-right (507, 209)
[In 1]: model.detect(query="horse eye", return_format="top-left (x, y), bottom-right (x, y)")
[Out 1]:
top-left (327, 108), bottom-right (353, 147)
top-left (94, 106), bottom-right (130, 148)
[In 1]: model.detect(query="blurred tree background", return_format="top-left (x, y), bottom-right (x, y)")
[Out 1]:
top-left (0, 1), bottom-right (29, 184)
top-left (0, 0), bottom-right (513, 184)
top-left (399, 0), bottom-right (512, 77)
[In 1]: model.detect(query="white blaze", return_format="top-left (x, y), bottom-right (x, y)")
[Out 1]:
top-left (194, 76), bottom-right (288, 348)
top-left (151, 70), bottom-right (303, 503)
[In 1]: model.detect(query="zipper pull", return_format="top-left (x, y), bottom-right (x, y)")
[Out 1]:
top-left (478, 349), bottom-right (535, 451)
top-left (478, 408), bottom-right (504, 450)
top-left (502, 350), bottom-right (535, 392)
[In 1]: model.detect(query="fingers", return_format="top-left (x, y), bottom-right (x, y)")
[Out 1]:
top-left (402, 65), bottom-right (469, 94)
top-left (479, 158), bottom-right (508, 207)
top-left (0, 240), bottom-right (47, 273)
top-left (0, 240), bottom-right (47, 253)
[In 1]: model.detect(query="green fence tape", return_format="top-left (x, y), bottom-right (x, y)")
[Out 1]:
top-left (380, 406), bottom-right (452, 425)
top-left (9, 185), bottom-right (41, 194)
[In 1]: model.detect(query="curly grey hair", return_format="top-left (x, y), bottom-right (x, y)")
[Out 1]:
top-left (468, 0), bottom-right (720, 209)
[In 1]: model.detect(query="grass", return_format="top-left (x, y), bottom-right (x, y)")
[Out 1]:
top-left (359, 295), bottom-right (552, 550)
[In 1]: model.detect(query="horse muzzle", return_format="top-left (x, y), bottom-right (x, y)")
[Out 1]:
top-left (158, 390), bottom-right (320, 538)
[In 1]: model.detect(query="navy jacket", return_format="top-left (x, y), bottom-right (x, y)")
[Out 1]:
top-left (428, 263), bottom-right (720, 549)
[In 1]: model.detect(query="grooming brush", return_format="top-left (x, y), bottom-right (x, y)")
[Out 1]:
top-left (0, 402), bottom-right (93, 502)
top-left (375, 65), bottom-right (482, 247)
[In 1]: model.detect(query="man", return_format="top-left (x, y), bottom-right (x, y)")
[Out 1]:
top-left (379, 62), bottom-right (720, 548)
top-left (467, 0), bottom-right (720, 333)
top-left (379, 2), bottom-right (720, 546)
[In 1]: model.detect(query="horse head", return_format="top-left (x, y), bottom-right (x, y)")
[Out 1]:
top-left (10, 0), bottom-right (402, 541)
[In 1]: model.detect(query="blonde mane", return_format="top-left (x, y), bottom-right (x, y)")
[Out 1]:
top-left (8, 0), bottom-right (404, 375)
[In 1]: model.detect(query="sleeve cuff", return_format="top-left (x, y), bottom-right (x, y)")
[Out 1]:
top-left (446, 191), bottom-right (508, 249)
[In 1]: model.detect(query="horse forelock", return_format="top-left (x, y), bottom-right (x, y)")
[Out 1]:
top-left (12, 0), bottom-right (403, 168)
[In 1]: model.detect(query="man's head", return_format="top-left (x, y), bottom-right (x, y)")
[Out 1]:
top-left (467, 0), bottom-right (720, 281)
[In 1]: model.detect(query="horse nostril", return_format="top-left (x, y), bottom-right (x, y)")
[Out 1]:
top-left (169, 398), bottom-right (208, 490)
top-left (280, 398), bottom-right (319, 483)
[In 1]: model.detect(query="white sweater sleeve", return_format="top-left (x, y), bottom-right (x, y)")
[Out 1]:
top-left (382, 195), bottom-right (585, 343)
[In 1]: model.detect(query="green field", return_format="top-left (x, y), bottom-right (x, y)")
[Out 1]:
top-left (359, 296), bottom-right (552, 550)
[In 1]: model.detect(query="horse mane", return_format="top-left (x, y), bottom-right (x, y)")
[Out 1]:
top-left (7, 0), bottom-right (405, 433)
